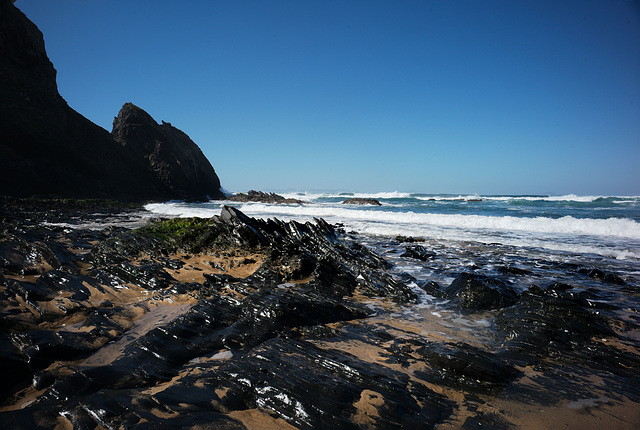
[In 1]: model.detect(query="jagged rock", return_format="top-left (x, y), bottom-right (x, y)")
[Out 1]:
top-left (417, 280), bottom-right (446, 298)
top-left (0, 205), bottom-right (434, 428)
top-left (342, 198), bottom-right (382, 206)
top-left (3, 203), bottom-right (638, 429)
top-left (401, 245), bottom-right (436, 261)
top-left (195, 337), bottom-right (453, 429)
top-left (0, 2), bottom-right (223, 201)
top-left (496, 284), bottom-right (617, 364)
top-left (577, 267), bottom-right (626, 285)
top-left (444, 272), bottom-right (519, 310)
top-left (227, 190), bottom-right (306, 204)
top-left (418, 341), bottom-right (520, 393)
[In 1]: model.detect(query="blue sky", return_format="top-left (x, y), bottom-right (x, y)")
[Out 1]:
top-left (16, 0), bottom-right (640, 195)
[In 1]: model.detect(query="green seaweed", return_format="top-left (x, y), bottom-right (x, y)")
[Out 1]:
top-left (136, 217), bottom-right (237, 253)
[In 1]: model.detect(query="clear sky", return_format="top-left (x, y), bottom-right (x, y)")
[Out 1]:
top-left (15, 0), bottom-right (640, 196)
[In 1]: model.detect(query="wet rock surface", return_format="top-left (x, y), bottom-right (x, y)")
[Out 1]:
top-left (444, 272), bottom-right (519, 311)
top-left (1, 200), bottom-right (639, 428)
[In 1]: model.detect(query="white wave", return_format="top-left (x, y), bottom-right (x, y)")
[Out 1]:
top-left (144, 202), bottom-right (220, 218)
top-left (478, 194), bottom-right (602, 203)
top-left (417, 194), bottom-right (625, 203)
top-left (483, 194), bottom-right (637, 203)
top-left (415, 195), bottom-right (483, 202)
top-left (277, 191), bottom-right (412, 201)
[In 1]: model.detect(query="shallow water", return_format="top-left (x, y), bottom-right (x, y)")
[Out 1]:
top-left (357, 231), bottom-right (640, 342)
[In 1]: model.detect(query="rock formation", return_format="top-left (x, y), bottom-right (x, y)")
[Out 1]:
top-left (0, 0), bottom-right (223, 201)
top-left (342, 198), bottom-right (382, 206)
top-left (1, 202), bottom-right (639, 428)
top-left (111, 103), bottom-right (225, 201)
top-left (227, 190), bottom-right (306, 204)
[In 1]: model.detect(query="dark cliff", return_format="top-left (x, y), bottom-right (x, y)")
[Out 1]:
top-left (112, 103), bottom-right (224, 201)
top-left (0, 0), bottom-right (224, 201)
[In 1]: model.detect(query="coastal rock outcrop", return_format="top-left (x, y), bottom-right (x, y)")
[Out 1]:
top-left (0, 204), bottom-right (433, 428)
top-left (111, 103), bottom-right (224, 201)
top-left (0, 1), bottom-right (223, 201)
top-left (343, 198), bottom-right (382, 206)
top-left (1, 201), bottom-right (639, 428)
top-left (227, 190), bottom-right (306, 204)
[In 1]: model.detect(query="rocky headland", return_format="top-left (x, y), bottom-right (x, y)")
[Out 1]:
top-left (0, 0), bottom-right (223, 202)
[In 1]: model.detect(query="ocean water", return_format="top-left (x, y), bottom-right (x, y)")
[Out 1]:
top-left (145, 192), bottom-right (640, 262)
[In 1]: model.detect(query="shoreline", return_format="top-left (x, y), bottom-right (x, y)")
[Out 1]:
top-left (1, 201), bottom-right (639, 428)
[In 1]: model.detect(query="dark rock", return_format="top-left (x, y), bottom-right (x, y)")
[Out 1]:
top-left (0, 2), bottom-right (223, 201)
top-left (111, 103), bottom-right (225, 201)
top-left (401, 245), bottom-right (436, 261)
top-left (0, 338), bottom-right (31, 403)
top-left (357, 269), bottom-right (418, 303)
top-left (342, 198), bottom-right (382, 206)
top-left (227, 190), bottom-right (306, 204)
top-left (497, 265), bottom-right (531, 276)
top-left (2, 203), bottom-right (640, 428)
top-left (395, 235), bottom-right (425, 243)
top-left (418, 280), bottom-right (447, 299)
top-left (0, 235), bottom-right (61, 276)
top-left (578, 267), bottom-right (627, 285)
top-left (201, 337), bottom-right (454, 429)
top-left (307, 255), bottom-right (359, 297)
top-left (496, 285), bottom-right (616, 364)
top-left (418, 342), bottom-right (520, 392)
top-left (444, 272), bottom-right (519, 310)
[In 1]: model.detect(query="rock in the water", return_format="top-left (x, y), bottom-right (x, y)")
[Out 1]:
top-left (395, 235), bottom-right (425, 243)
top-left (578, 267), bottom-right (627, 285)
top-left (342, 198), bottom-right (382, 206)
top-left (401, 245), bottom-right (436, 261)
top-left (444, 272), bottom-right (519, 310)
top-left (227, 190), bottom-right (305, 204)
